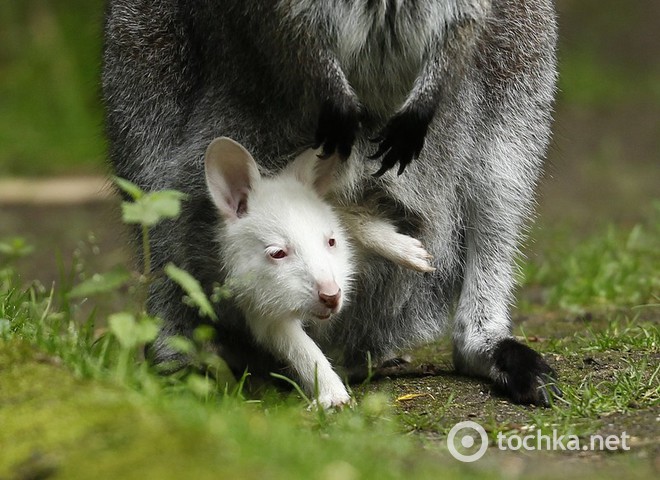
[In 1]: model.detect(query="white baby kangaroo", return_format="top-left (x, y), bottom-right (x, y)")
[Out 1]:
top-left (204, 137), bottom-right (433, 408)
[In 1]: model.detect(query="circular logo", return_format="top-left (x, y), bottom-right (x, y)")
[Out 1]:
top-left (447, 421), bottom-right (488, 462)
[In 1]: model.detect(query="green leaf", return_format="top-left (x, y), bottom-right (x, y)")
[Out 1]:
top-left (109, 312), bottom-right (138, 349)
top-left (109, 313), bottom-right (161, 349)
top-left (113, 176), bottom-right (144, 200)
top-left (67, 266), bottom-right (132, 298)
top-left (166, 335), bottom-right (195, 355)
top-left (134, 315), bottom-right (162, 344)
top-left (0, 237), bottom-right (34, 258)
top-left (165, 263), bottom-right (218, 321)
top-left (121, 190), bottom-right (187, 227)
top-left (211, 284), bottom-right (233, 303)
top-left (193, 325), bottom-right (216, 343)
top-left (0, 318), bottom-right (11, 337)
top-left (186, 373), bottom-right (214, 398)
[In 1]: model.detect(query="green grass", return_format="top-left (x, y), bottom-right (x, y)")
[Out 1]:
top-left (1, 263), bottom-right (486, 480)
top-left (575, 318), bottom-right (660, 353)
top-left (392, 315), bottom-right (659, 446)
top-left (1, 345), bottom-right (442, 480)
top-left (519, 203), bottom-right (660, 313)
top-left (2, 206), bottom-right (659, 478)
top-left (0, 184), bottom-right (465, 479)
top-left (529, 318), bottom-right (659, 430)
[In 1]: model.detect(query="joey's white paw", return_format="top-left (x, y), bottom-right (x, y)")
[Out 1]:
top-left (310, 388), bottom-right (352, 410)
top-left (389, 234), bottom-right (436, 273)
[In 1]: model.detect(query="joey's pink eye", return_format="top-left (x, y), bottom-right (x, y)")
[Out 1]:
top-left (328, 238), bottom-right (336, 247)
top-left (269, 249), bottom-right (287, 259)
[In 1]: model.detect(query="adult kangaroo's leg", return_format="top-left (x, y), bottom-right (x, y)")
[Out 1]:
top-left (450, 0), bottom-right (559, 407)
top-left (451, 189), bottom-right (560, 406)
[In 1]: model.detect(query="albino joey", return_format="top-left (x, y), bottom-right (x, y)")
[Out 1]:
top-left (205, 137), bottom-right (434, 407)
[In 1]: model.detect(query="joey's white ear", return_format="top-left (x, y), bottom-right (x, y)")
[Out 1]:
top-left (204, 137), bottom-right (261, 221)
top-left (285, 148), bottom-right (340, 197)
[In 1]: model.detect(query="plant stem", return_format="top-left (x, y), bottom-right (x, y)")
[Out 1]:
top-left (142, 224), bottom-right (151, 279)
top-left (140, 224), bottom-right (152, 315)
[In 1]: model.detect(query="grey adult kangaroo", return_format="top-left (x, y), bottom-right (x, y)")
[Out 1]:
top-left (103, 0), bottom-right (561, 406)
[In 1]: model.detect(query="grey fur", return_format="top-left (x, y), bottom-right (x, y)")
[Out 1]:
top-left (103, 0), bottom-right (558, 403)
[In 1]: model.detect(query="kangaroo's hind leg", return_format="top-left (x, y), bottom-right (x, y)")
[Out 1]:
top-left (451, 141), bottom-right (560, 407)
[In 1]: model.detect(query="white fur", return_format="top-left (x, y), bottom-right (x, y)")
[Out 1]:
top-left (340, 212), bottom-right (436, 273)
top-left (206, 137), bottom-right (354, 407)
top-left (205, 137), bottom-right (434, 407)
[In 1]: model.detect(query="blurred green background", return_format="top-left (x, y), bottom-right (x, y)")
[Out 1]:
top-left (0, 0), bottom-right (104, 176)
top-left (0, 0), bottom-right (658, 206)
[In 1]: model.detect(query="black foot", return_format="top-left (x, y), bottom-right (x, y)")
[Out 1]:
top-left (492, 338), bottom-right (561, 407)
top-left (369, 105), bottom-right (434, 177)
top-left (314, 97), bottom-right (361, 160)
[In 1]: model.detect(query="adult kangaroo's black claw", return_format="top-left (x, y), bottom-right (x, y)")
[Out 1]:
top-left (314, 97), bottom-right (361, 161)
top-left (369, 106), bottom-right (434, 177)
top-left (492, 338), bottom-right (561, 407)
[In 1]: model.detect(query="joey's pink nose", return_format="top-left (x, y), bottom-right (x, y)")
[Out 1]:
top-left (318, 289), bottom-right (341, 310)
